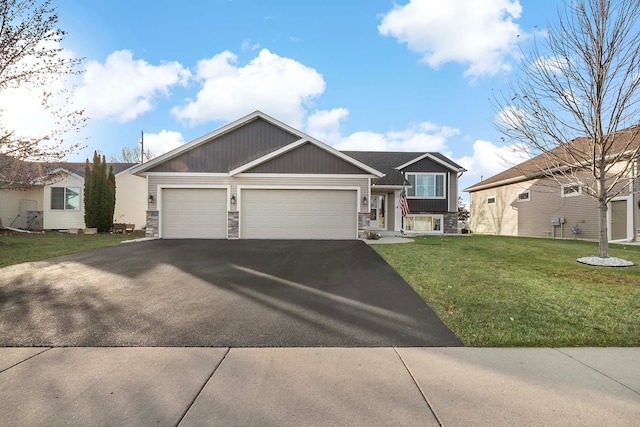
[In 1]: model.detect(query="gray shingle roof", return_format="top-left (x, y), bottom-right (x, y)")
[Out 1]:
top-left (464, 126), bottom-right (640, 192)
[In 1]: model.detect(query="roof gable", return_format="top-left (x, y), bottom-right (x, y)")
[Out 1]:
top-left (133, 111), bottom-right (383, 177)
top-left (395, 152), bottom-right (465, 172)
top-left (146, 116), bottom-right (300, 173)
top-left (242, 142), bottom-right (371, 174)
top-left (342, 151), bottom-right (464, 186)
top-left (132, 111), bottom-right (306, 174)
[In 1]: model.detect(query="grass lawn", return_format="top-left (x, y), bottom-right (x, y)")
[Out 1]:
top-left (0, 231), bottom-right (146, 268)
top-left (374, 235), bottom-right (640, 347)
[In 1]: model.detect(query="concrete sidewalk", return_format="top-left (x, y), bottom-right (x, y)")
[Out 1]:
top-left (1, 347), bottom-right (638, 426)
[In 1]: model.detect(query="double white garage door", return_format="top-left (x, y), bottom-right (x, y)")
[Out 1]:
top-left (161, 188), bottom-right (357, 239)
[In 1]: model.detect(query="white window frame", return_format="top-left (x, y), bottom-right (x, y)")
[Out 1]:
top-left (404, 214), bottom-right (443, 233)
top-left (561, 183), bottom-right (582, 198)
top-left (405, 172), bottom-right (446, 199)
top-left (487, 196), bottom-right (496, 205)
top-left (517, 190), bottom-right (531, 202)
top-left (50, 186), bottom-right (81, 211)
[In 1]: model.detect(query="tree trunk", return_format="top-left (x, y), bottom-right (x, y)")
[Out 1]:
top-left (598, 199), bottom-right (609, 258)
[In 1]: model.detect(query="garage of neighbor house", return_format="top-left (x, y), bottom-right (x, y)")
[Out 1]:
top-left (131, 111), bottom-right (382, 240)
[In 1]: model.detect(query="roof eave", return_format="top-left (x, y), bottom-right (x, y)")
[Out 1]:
top-left (395, 152), bottom-right (465, 172)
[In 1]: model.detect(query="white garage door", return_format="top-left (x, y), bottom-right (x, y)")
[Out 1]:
top-left (241, 189), bottom-right (357, 239)
top-left (162, 188), bottom-right (227, 238)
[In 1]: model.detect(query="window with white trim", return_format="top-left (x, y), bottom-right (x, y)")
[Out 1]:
top-left (405, 215), bottom-right (443, 232)
top-left (487, 196), bottom-right (496, 205)
top-left (51, 187), bottom-right (80, 210)
top-left (517, 190), bottom-right (531, 202)
top-left (561, 184), bottom-right (582, 197)
top-left (406, 173), bottom-right (446, 199)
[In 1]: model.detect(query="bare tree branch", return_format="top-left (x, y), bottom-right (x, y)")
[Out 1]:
top-left (0, 0), bottom-right (85, 188)
top-left (493, 0), bottom-right (640, 258)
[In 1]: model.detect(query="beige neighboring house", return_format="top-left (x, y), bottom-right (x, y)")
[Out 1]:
top-left (0, 162), bottom-right (146, 231)
top-left (465, 131), bottom-right (640, 242)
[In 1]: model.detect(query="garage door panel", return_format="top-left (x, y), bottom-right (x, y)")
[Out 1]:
top-left (241, 189), bottom-right (357, 239)
top-left (162, 188), bottom-right (227, 239)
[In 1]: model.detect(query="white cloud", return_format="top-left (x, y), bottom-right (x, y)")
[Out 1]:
top-left (0, 86), bottom-right (61, 140)
top-left (172, 49), bottom-right (326, 128)
top-left (241, 39), bottom-right (261, 51)
top-left (143, 130), bottom-right (185, 156)
top-left (304, 108), bottom-right (461, 152)
top-left (496, 105), bottom-right (528, 129)
top-left (333, 122), bottom-right (460, 152)
top-left (456, 139), bottom-right (530, 189)
top-left (532, 55), bottom-right (567, 74)
top-left (379, 0), bottom-right (524, 78)
top-left (305, 108), bottom-right (350, 145)
top-left (0, 41), bottom-right (80, 149)
top-left (75, 50), bottom-right (190, 122)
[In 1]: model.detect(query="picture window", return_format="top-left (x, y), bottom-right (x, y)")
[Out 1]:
top-left (51, 187), bottom-right (80, 210)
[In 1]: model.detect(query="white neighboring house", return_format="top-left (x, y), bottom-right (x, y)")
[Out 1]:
top-left (0, 162), bottom-right (146, 231)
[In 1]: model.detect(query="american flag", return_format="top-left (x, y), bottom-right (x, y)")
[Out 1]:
top-left (399, 185), bottom-right (410, 218)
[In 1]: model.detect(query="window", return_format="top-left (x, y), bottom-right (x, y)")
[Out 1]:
top-left (517, 190), bottom-right (531, 202)
top-left (406, 173), bottom-right (446, 199)
top-left (487, 196), bottom-right (496, 205)
top-left (561, 184), bottom-right (582, 197)
top-left (51, 187), bottom-right (80, 210)
top-left (405, 215), bottom-right (442, 232)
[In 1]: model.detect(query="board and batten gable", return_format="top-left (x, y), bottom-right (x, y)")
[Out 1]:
top-left (147, 117), bottom-right (300, 173)
top-left (399, 155), bottom-right (458, 213)
top-left (244, 143), bottom-right (367, 175)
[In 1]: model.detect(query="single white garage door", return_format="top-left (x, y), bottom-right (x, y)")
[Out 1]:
top-left (241, 189), bottom-right (357, 239)
top-left (162, 188), bottom-right (227, 238)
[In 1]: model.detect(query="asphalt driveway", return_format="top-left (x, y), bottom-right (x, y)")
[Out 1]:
top-left (0, 240), bottom-right (461, 347)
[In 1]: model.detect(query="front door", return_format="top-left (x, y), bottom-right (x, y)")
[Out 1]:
top-left (610, 200), bottom-right (627, 240)
top-left (369, 194), bottom-right (386, 229)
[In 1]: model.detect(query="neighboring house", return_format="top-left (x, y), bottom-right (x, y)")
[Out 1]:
top-left (131, 111), bottom-right (465, 239)
top-left (464, 132), bottom-right (640, 242)
top-left (0, 162), bottom-right (146, 231)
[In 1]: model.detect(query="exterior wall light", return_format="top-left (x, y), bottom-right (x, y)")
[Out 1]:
top-left (362, 196), bottom-right (368, 206)
top-left (230, 194), bottom-right (237, 204)
top-left (148, 194), bottom-right (154, 202)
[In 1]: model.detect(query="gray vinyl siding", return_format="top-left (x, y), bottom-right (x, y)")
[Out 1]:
top-left (245, 143), bottom-right (366, 174)
top-left (409, 199), bottom-right (449, 212)
top-left (148, 118), bottom-right (299, 173)
top-left (402, 157), bottom-right (452, 173)
top-left (147, 175), bottom-right (369, 213)
top-left (449, 171), bottom-right (458, 212)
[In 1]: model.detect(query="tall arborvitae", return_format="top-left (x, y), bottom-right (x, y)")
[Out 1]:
top-left (83, 157), bottom-right (93, 228)
top-left (84, 152), bottom-right (116, 232)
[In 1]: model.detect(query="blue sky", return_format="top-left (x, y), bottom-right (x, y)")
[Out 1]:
top-left (6, 0), bottom-right (557, 195)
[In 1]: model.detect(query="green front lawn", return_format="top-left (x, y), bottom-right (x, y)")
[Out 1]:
top-left (374, 235), bottom-right (640, 347)
top-left (0, 231), bottom-right (146, 268)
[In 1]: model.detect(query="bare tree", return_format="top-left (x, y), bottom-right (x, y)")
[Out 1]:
top-left (0, 0), bottom-right (86, 187)
top-left (494, 0), bottom-right (640, 259)
top-left (109, 146), bottom-right (154, 164)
